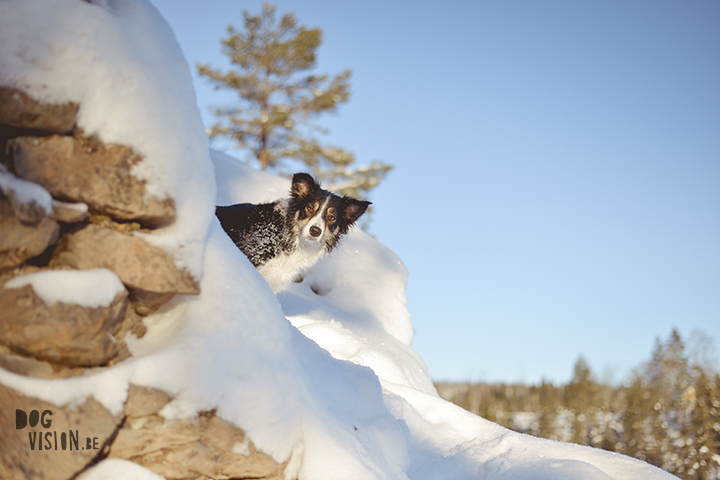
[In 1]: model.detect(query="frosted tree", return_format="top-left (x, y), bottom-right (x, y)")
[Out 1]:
top-left (197, 2), bottom-right (391, 199)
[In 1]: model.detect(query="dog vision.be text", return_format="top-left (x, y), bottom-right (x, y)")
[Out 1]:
top-left (15, 409), bottom-right (100, 452)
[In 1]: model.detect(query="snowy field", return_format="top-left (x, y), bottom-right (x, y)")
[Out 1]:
top-left (0, 1), bottom-right (677, 479)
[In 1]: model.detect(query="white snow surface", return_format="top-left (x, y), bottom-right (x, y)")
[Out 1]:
top-left (4, 268), bottom-right (125, 309)
top-left (0, 2), bottom-right (676, 479)
top-left (78, 458), bottom-right (166, 480)
top-left (0, 164), bottom-right (52, 215)
top-left (0, 0), bottom-right (216, 279)
top-left (52, 199), bottom-right (89, 214)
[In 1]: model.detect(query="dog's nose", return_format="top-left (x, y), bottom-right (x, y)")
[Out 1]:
top-left (309, 226), bottom-right (322, 237)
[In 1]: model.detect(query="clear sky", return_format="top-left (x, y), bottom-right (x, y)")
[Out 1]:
top-left (150, 0), bottom-right (720, 385)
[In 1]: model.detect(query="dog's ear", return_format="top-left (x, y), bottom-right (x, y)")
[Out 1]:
top-left (291, 173), bottom-right (319, 198)
top-left (341, 197), bottom-right (371, 224)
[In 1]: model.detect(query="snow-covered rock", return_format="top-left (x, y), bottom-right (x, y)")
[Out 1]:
top-left (0, 86), bottom-right (78, 134)
top-left (10, 134), bottom-right (176, 226)
top-left (0, 0), bottom-right (216, 280)
top-left (4, 268), bottom-right (125, 309)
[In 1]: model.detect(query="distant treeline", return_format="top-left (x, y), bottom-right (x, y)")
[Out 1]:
top-left (435, 329), bottom-right (720, 480)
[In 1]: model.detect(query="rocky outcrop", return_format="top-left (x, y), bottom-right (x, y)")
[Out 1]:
top-left (0, 84), bottom-right (286, 479)
top-left (0, 281), bottom-right (130, 367)
top-left (0, 383), bottom-right (285, 480)
top-left (0, 87), bottom-right (200, 367)
top-left (10, 134), bottom-right (175, 227)
top-left (52, 224), bottom-right (200, 296)
top-left (0, 196), bottom-right (59, 273)
top-left (109, 386), bottom-right (286, 480)
top-left (0, 87), bottom-right (78, 134)
top-left (0, 382), bottom-right (124, 480)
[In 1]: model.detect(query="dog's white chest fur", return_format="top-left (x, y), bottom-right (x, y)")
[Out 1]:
top-left (257, 239), bottom-right (325, 292)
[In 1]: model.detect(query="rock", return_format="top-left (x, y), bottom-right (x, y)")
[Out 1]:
top-left (0, 345), bottom-right (56, 378)
top-left (114, 304), bottom-right (147, 341)
top-left (9, 134), bottom-right (175, 226)
top-left (194, 415), bottom-right (286, 480)
top-left (0, 279), bottom-right (129, 367)
top-left (128, 289), bottom-right (175, 316)
top-left (0, 164), bottom-right (53, 225)
top-left (51, 200), bottom-right (88, 224)
top-left (110, 386), bottom-right (285, 480)
top-left (123, 385), bottom-right (172, 418)
top-left (0, 87), bottom-right (78, 134)
top-left (8, 196), bottom-right (47, 225)
top-left (0, 382), bottom-right (123, 480)
top-left (52, 224), bottom-right (200, 297)
top-left (0, 345), bottom-right (88, 379)
top-left (110, 416), bottom-right (198, 464)
top-left (0, 198), bottom-right (59, 273)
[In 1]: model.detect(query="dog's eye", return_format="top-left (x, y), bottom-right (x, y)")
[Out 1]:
top-left (327, 214), bottom-right (336, 222)
top-left (306, 204), bottom-right (315, 213)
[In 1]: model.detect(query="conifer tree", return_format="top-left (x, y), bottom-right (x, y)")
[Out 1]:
top-left (537, 380), bottom-right (559, 440)
top-left (565, 356), bottom-right (598, 445)
top-left (687, 369), bottom-right (720, 480)
top-left (434, 329), bottom-right (720, 480)
top-left (621, 371), bottom-right (654, 462)
top-left (197, 3), bottom-right (391, 199)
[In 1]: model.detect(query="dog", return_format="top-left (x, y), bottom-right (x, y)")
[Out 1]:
top-left (216, 173), bottom-right (370, 292)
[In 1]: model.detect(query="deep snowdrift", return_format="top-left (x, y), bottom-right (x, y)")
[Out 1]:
top-left (210, 155), bottom-right (677, 480)
top-left (0, 1), bottom-right (676, 479)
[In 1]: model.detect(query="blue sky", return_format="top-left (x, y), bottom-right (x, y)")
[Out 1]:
top-left (150, 0), bottom-right (720, 385)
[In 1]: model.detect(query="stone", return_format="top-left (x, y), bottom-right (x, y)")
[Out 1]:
top-left (123, 384), bottom-right (172, 418)
top-left (113, 305), bottom-right (147, 344)
top-left (0, 382), bottom-right (123, 480)
top-left (0, 279), bottom-right (129, 367)
top-left (110, 386), bottom-right (285, 480)
top-left (51, 200), bottom-right (88, 224)
top-left (0, 164), bottom-right (53, 225)
top-left (0, 198), bottom-right (59, 273)
top-left (9, 197), bottom-right (47, 226)
top-left (128, 289), bottom-right (175, 316)
top-left (9, 134), bottom-right (175, 226)
top-left (110, 416), bottom-right (199, 464)
top-left (52, 224), bottom-right (200, 296)
top-left (0, 87), bottom-right (78, 134)
top-left (0, 345), bottom-right (89, 379)
top-left (194, 415), bottom-right (286, 480)
top-left (3, 190), bottom-right (48, 226)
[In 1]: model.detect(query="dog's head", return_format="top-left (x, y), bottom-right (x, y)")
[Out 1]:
top-left (289, 173), bottom-right (371, 251)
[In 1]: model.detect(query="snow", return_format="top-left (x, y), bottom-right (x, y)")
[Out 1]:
top-left (78, 458), bottom-right (166, 480)
top-left (0, 1), bottom-right (677, 479)
top-left (0, 0), bottom-right (216, 280)
top-left (4, 268), bottom-right (125, 308)
top-left (0, 164), bottom-right (52, 215)
top-left (52, 199), bottom-right (88, 213)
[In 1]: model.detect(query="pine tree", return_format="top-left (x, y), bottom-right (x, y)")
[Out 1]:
top-left (686, 332), bottom-right (720, 480)
top-left (685, 369), bottom-right (720, 480)
top-left (537, 379), bottom-right (559, 440)
top-left (565, 356), bottom-right (598, 445)
top-left (197, 3), bottom-right (391, 199)
top-left (643, 330), bottom-right (699, 475)
top-left (434, 329), bottom-right (720, 480)
top-left (620, 371), bottom-right (654, 462)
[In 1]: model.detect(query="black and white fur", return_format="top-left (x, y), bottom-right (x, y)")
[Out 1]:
top-left (216, 173), bottom-right (370, 292)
